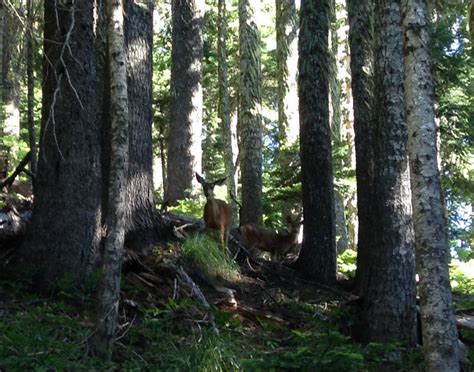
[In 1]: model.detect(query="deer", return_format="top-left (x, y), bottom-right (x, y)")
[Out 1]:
top-left (196, 172), bottom-right (232, 249)
top-left (239, 216), bottom-right (302, 262)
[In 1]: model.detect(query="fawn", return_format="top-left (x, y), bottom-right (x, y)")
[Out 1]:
top-left (196, 173), bottom-right (232, 248)
top-left (240, 216), bottom-right (302, 262)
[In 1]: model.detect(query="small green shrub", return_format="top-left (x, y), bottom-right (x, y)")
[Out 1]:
top-left (338, 249), bottom-right (357, 279)
top-left (168, 196), bottom-right (204, 218)
top-left (450, 259), bottom-right (474, 295)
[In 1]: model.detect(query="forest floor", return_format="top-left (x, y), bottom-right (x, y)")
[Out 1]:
top-left (0, 230), bottom-right (473, 370)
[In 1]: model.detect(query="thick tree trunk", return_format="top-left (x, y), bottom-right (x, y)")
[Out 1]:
top-left (239, 0), bottom-right (263, 226)
top-left (296, 0), bottom-right (336, 283)
top-left (123, 0), bottom-right (156, 251)
top-left (93, 0), bottom-right (129, 356)
top-left (21, 1), bottom-right (102, 289)
top-left (347, 0), bottom-right (375, 293)
top-left (361, 0), bottom-right (417, 345)
top-left (218, 0), bottom-right (238, 225)
top-left (165, 0), bottom-right (204, 206)
top-left (403, 0), bottom-right (460, 369)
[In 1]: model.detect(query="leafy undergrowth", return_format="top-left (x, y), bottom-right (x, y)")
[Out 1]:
top-left (2, 239), bottom-right (468, 371)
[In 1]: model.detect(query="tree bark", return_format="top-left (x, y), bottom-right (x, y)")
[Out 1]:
top-left (123, 0), bottom-right (156, 251)
top-left (239, 0), bottom-right (263, 226)
top-left (94, 0), bottom-right (129, 356)
top-left (296, 0), bottom-right (336, 283)
top-left (165, 0), bottom-right (204, 205)
top-left (361, 0), bottom-right (417, 345)
top-left (347, 0), bottom-right (375, 293)
top-left (403, 0), bottom-right (460, 369)
top-left (21, 0), bottom-right (102, 289)
top-left (218, 0), bottom-right (238, 225)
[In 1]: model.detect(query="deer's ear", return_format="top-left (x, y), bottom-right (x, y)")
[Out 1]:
top-left (195, 172), bottom-right (204, 184)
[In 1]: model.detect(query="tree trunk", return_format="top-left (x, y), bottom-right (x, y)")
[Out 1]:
top-left (94, 0), bottom-right (129, 357)
top-left (403, 0), bottom-right (460, 368)
top-left (296, 0), bottom-right (336, 283)
top-left (218, 0), bottom-right (238, 225)
top-left (361, 0), bottom-right (417, 345)
top-left (347, 0), bottom-right (375, 293)
top-left (26, 0), bottom-right (37, 178)
top-left (276, 0), bottom-right (299, 221)
top-left (1, 1), bottom-right (21, 161)
top-left (123, 0), bottom-right (156, 251)
top-left (239, 0), bottom-right (263, 226)
top-left (165, 0), bottom-right (204, 206)
top-left (21, 0), bottom-right (102, 289)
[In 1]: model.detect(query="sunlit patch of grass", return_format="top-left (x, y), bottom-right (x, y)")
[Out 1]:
top-left (181, 233), bottom-right (240, 285)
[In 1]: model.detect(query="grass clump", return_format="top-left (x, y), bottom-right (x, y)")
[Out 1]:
top-left (181, 233), bottom-right (240, 285)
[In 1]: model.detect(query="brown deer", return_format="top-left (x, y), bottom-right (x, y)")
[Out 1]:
top-left (196, 172), bottom-right (232, 248)
top-left (239, 216), bottom-right (302, 262)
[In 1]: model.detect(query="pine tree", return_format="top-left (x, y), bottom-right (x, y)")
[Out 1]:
top-left (361, 0), bottom-right (417, 345)
top-left (165, 0), bottom-right (204, 206)
top-left (347, 0), bottom-right (375, 293)
top-left (403, 0), bottom-right (460, 367)
top-left (296, 0), bottom-right (337, 283)
top-left (22, 0), bottom-right (102, 289)
top-left (239, 0), bottom-right (263, 226)
top-left (94, 0), bottom-right (129, 356)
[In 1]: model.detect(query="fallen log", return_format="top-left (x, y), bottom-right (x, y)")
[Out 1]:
top-left (456, 314), bottom-right (474, 330)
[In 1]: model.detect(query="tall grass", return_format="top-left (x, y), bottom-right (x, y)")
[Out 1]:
top-left (181, 233), bottom-right (240, 285)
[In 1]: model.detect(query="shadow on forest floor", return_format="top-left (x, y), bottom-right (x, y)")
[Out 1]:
top-left (0, 229), bottom-right (473, 370)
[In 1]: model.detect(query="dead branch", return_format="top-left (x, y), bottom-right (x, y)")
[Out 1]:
top-left (176, 266), bottom-right (219, 335)
top-left (0, 152), bottom-right (32, 190)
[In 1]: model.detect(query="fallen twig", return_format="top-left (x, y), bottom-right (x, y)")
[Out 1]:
top-left (176, 266), bottom-right (219, 335)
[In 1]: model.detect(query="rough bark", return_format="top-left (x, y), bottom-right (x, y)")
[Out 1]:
top-left (123, 0), bottom-right (156, 250)
top-left (238, 0), bottom-right (263, 226)
top-left (296, 0), bottom-right (336, 283)
top-left (165, 0), bottom-right (204, 205)
top-left (403, 0), bottom-right (460, 369)
top-left (94, 0), bottom-right (129, 356)
top-left (26, 0), bottom-right (37, 178)
top-left (218, 0), bottom-right (238, 225)
top-left (21, 1), bottom-right (102, 289)
top-left (361, 0), bottom-right (417, 345)
top-left (347, 0), bottom-right (375, 293)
